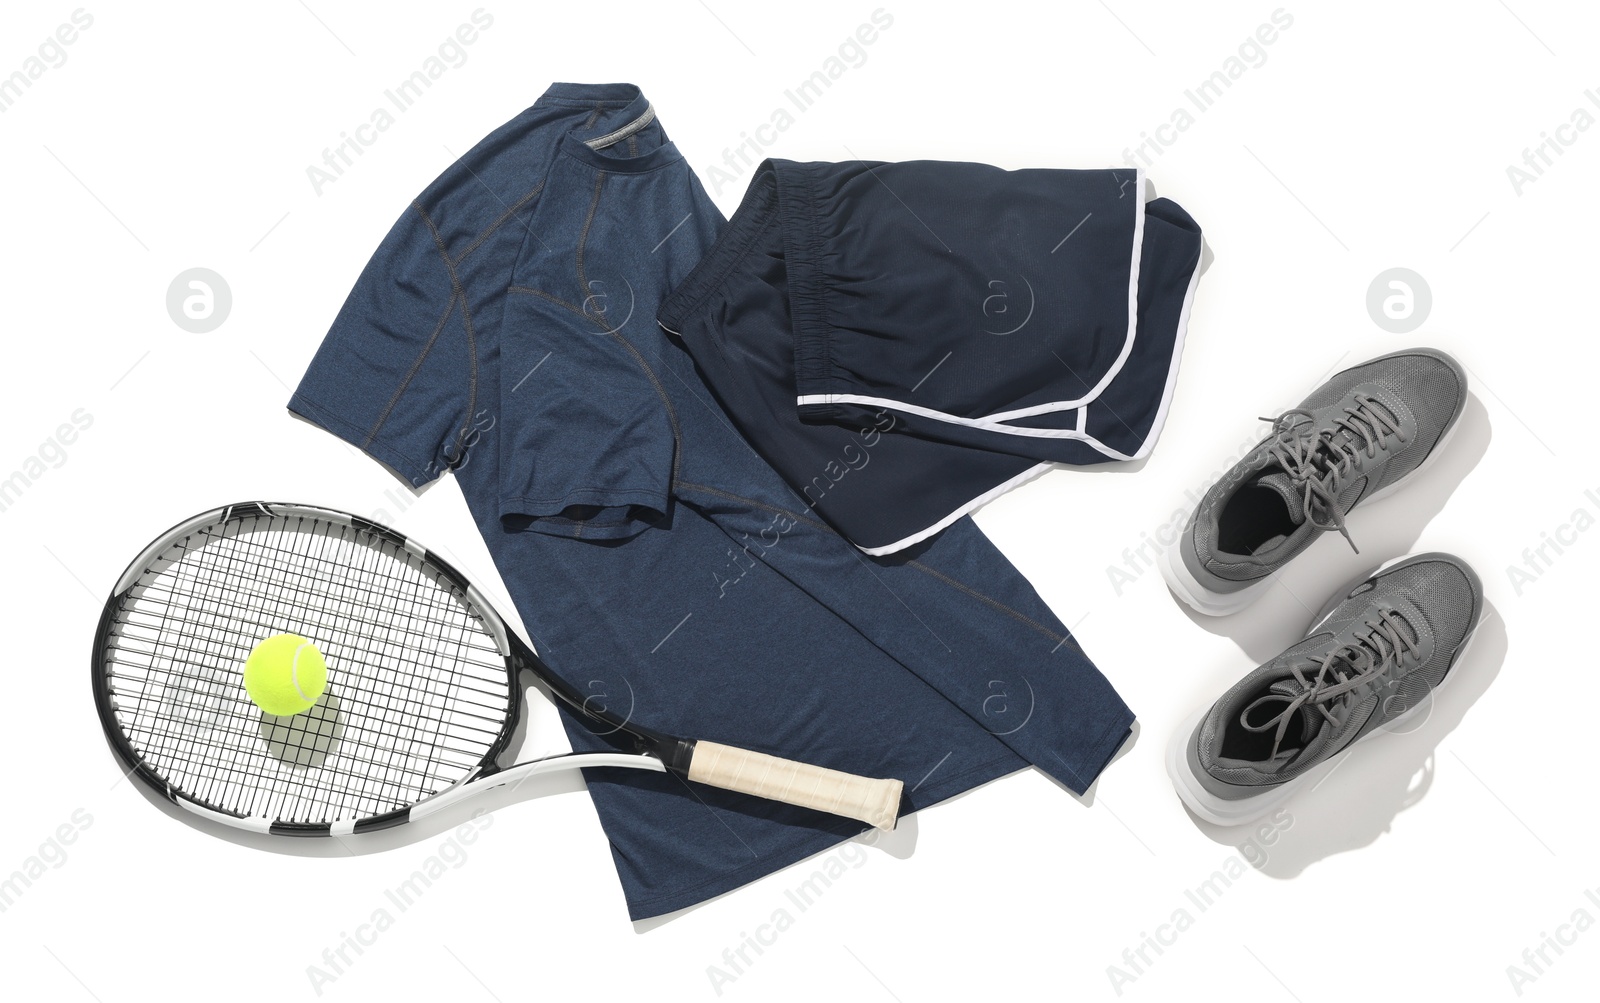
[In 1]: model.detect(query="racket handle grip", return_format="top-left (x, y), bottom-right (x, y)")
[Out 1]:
top-left (686, 741), bottom-right (903, 831)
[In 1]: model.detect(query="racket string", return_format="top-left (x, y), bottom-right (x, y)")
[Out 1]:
top-left (134, 515), bottom-right (501, 817)
top-left (103, 510), bottom-right (515, 825)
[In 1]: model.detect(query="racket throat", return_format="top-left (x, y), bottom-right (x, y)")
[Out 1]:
top-left (655, 737), bottom-right (698, 775)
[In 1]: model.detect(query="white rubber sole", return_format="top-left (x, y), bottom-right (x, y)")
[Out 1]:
top-left (1159, 536), bottom-right (1273, 616)
top-left (1167, 556), bottom-right (1479, 826)
top-left (1159, 406), bottom-right (1464, 618)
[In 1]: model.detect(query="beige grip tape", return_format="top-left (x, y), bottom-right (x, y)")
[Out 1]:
top-left (686, 741), bottom-right (903, 831)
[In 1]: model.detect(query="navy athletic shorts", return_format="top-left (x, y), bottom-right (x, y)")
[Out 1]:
top-left (290, 84), bottom-right (1135, 920)
top-left (657, 159), bottom-right (1203, 554)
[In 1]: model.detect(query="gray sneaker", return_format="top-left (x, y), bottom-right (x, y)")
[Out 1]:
top-left (1167, 552), bottom-right (1482, 825)
top-left (1161, 348), bottom-right (1468, 615)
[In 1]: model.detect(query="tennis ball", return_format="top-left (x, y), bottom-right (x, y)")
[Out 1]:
top-left (244, 633), bottom-right (328, 716)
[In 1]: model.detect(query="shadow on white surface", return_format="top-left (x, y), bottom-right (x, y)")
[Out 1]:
top-left (1036, 719), bottom-right (1142, 808)
top-left (1016, 237), bottom-right (1214, 486)
top-left (1174, 392), bottom-right (1492, 664)
top-left (1180, 601), bottom-right (1508, 877)
top-left (109, 659), bottom-right (616, 856)
top-left (109, 727), bottom-right (599, 857)
top-left (631, 814), bottom-right (922, 933)
top-left (630, 722), bottom-right (1150, 930)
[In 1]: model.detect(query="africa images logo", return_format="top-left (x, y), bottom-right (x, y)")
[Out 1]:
top-left (982, 273), bottom-right (1035, 336)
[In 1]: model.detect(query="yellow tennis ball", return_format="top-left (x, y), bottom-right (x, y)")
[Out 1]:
top-left (244, 634), bottom-right (328, 716)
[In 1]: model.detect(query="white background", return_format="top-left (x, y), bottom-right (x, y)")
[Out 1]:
top-left (1, 2), bottom-right (1595, 1000)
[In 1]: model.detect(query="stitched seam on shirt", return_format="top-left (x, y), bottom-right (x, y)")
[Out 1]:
top-left (412, 200), bottom-right (480, 464)
top-left (668, 483), bottom-right (1068, 652)
top-left (621, 753), bottom-right (1020, 912)
top-left (905, 559), bottom-right (1068, 647)
top-left (605, 326), bottom-right (683, 483)
top-left (1075, 714), bottom-right (1137, 787)
top-left (575, 171), bottom-right (604, 313)
top-left (672, 483), bottom-right (1069, 651)
top-left (506, 487), bottom-right (665, 508)
top-left (571, 172), bottom-right (685, 484)
top-left (363, 290), bottom-right (458, 452)
top-left (528, 512), bottom-right (645, 531)
top-left (583, 104), bottom-right (603, 128)
top-left (675, 483), bottom-right (1064, 649)
top-left (539, 97), bottom-right (632, 108)
top-left (526, 517), bottom-right (647, 532)
top-left (295, 394), bottom-right (433, 478)
top-left (455, 180), bottom-right (544, 265)
top-left (507, 285), bottom-right (588, 319)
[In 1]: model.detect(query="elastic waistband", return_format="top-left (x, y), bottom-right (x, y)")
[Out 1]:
top-left (657, 162), bottom-right (782, 332)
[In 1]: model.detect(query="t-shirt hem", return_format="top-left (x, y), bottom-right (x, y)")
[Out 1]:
top-left (1055, 708), bottom-right (1137, 796)
top-left (501, 486), bottom-right (667, 513)
top-left (622, 752), bottom-right (1024, 922)
top-left (499, 487), bottom-right (669, 540)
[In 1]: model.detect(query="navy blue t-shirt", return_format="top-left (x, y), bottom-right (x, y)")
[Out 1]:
top-left (289, 84), bottom-right (1134, 919)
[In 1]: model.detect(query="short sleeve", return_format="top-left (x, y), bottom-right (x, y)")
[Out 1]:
top-left (288, 207), bottom-right (474, 489)
top-left (492, 289), bottom-right (675, 541)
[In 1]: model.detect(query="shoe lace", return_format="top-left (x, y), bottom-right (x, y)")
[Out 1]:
top-left (1239, 607), bottom-right (1420, 761)
top-left (1261, 393), bottom-right (1407, 553)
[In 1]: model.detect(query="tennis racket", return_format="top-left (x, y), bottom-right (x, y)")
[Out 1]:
top-left (92, 502), bottom-right (903, 836)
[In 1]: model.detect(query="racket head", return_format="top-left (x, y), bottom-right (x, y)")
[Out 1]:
top-left (92, 502), bottom-right (522, 835)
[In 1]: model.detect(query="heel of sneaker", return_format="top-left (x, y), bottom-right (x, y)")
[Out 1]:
top-left (1160, 540), bottom-right (1274, 616)
top-left (1166, 708), bottom-right (1289, 825)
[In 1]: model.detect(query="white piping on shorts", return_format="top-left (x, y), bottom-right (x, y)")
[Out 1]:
top-left (799, 392), bottom-right (1097, 426)
top-left (799, 168), bottom-right (1149, 434)
top-left (810, 223), bottom-right (1204, 468)
top-left (852, 233), bottom-right (1203, 555)
top-left (794, 394), bottom-right (1144, 460)
top-left (1130, 240), bottom-right (1204, 461)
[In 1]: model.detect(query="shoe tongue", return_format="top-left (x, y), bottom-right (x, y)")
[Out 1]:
top-left (1255, 446), bottom-right (1372, 531)
top-left (1254, 470), bottom-right (1307, 526)
top-left (1239, 678), bottom-right (1321, 748)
